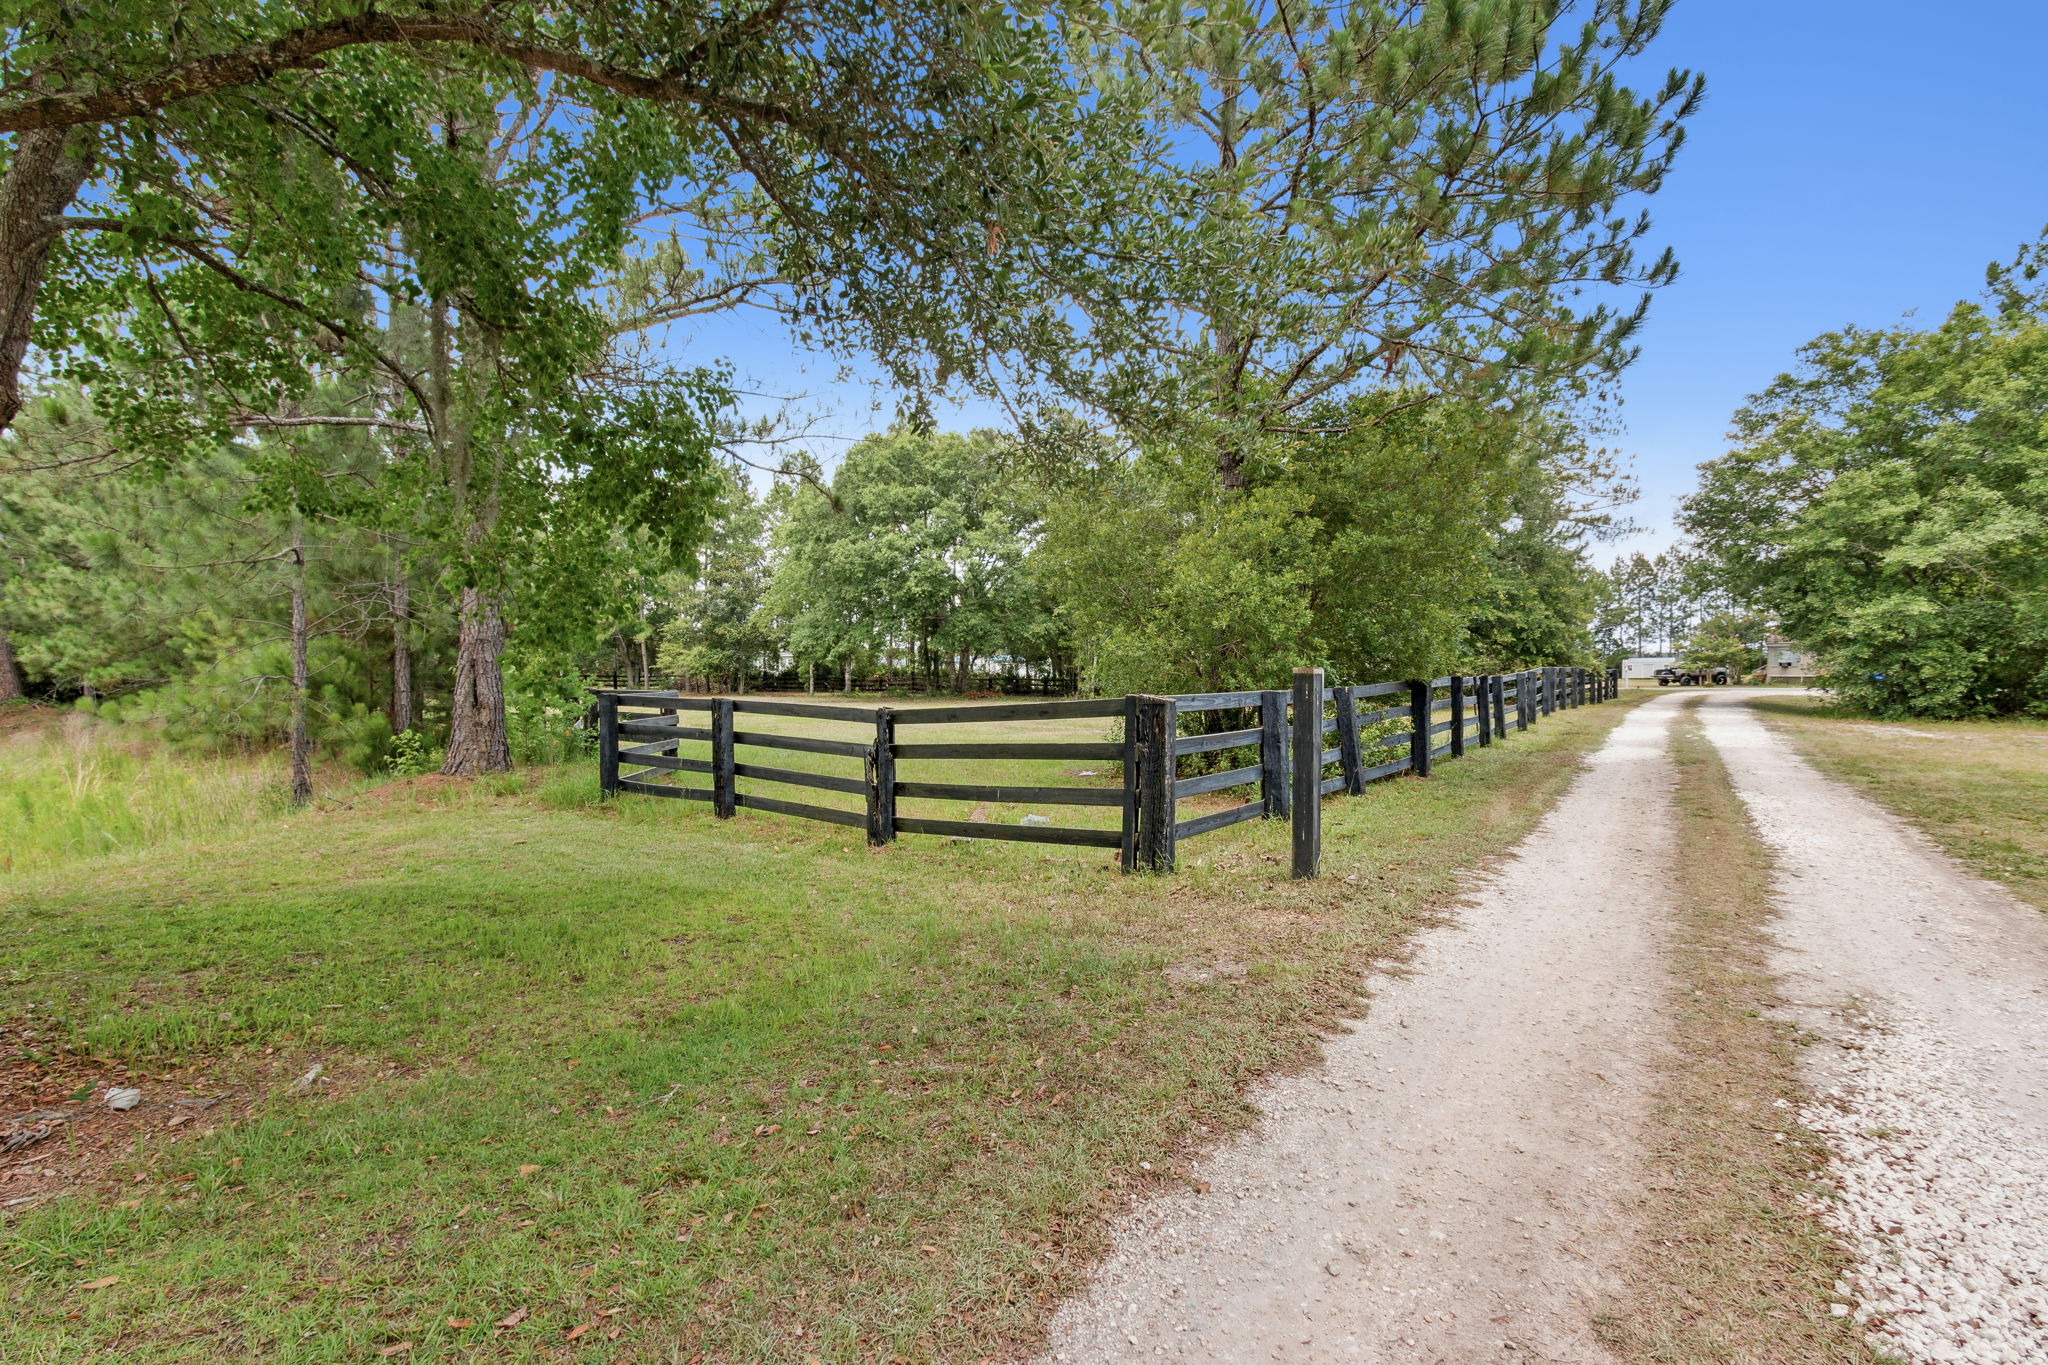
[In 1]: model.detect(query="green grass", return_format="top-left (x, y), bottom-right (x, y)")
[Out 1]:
top-left (0, 706), bottom-right (322, 878)
top-left (1749, 696), bottom-right (2048, 914)
top-left (1, 696), bottom-right (1645, 1363)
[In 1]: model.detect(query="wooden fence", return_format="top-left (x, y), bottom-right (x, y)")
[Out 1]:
top-left (595, 665), bottom-right (1619, 879)
top-left (582, 667), bottom-right (1078, 697)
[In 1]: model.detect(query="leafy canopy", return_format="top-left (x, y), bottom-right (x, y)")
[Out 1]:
top-left (1683, 234), bottom-right (2048, 716)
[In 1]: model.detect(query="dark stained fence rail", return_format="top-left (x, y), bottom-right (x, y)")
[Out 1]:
top-left (595, 661), bottom-right (1619, 879)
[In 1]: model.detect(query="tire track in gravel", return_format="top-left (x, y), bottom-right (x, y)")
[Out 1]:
top-left (1695, 693), bottom-right (2048, 1365)
top-left (1038, 698), bottom-right (1683, 1364)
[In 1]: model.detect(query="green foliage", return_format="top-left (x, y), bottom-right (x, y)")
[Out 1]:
top-left (1073, 0), bottom-right (1702, 484)
top-left (767, 429), bottom-right (1065, 686)
top-left (385, 729), bottom-right (431, 780)
top-left (1683, 234), bottom-right (2048, 717)
top-left (1041, 396), bottom-right (1618, 694)
top-left (656, 470), bottom-right (781, 689)
top-left (1681, 612), bottom-right (1765, 677)
top-left (1593, 549), bottom-right (1730, 660)
top-left (500, 660), bottom-right (592, 767)
top-left (0, 392), bottom-right (433, 771)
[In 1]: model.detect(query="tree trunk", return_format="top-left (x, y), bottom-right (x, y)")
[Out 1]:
top-left (389, 573), bottom-right (413, 733)
top-left (289, 532), bottom-right (313, 806)
top-left (0, 620), bottom-right (25, 702)
top-left (442, 587), bottom-right (512, 774)
top-left (638, 635), bottom-right (650, 688)
top-left (843, 656), bottom-right (853, 693)
top-left (0, 126), bottom-right (94, 435)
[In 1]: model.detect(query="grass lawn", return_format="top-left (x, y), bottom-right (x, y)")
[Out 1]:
top-left (2, 695), bottom-right (1643, 1363)
top-left (1748, 695), bottom-right (2048, 915)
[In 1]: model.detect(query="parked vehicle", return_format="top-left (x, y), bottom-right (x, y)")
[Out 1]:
top-left (1654, 665), bottom-right (1731, 686)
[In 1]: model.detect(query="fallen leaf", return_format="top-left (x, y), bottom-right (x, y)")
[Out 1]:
top-left (446, 1317), bottom-right (475, 1329)
top-left (518, 1163), bottom-right (541, 1176)
top-left (377, 1344), bottom-right (412, 1358)
top-left (753, 1123), bottom-right (781, 1137)
top-left (565, 1321), bottom-right (597, 1341)
top-left (497, 1307), bottom-right (530, 1329)
top-left (79, 1276), bottom-right (119, 1290)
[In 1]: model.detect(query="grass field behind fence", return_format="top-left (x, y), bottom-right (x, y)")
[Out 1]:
top-left (612, 697), bottom-right (1134, 835)
top-left (1, 695), bottom-right (1642, 1362)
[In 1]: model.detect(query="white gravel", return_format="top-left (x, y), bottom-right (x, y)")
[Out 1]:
top-left (1695, 694), bottom-right (2048, 1365)
top-left (1037, 696), bottom-right (1684, 1362)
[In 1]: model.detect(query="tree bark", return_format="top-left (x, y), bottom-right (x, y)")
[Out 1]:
top-left (442, 586), bottom-right (511, 774)
top-left (0, 126), bottom-right (94, 434)
top-left (389, 573), bottom-right (412, 733)
top-left (288, 531), bottom-right (313, 806)
top-left (843, 656), bottom-right (853, 693)
top-left (0, 620), bottom-right (25, 702)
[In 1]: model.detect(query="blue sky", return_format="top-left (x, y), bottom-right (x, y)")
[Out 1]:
top-left (678, 2), bottom-right (2048, 562)
top-left (1609, 0), bottom-right (2048, 556)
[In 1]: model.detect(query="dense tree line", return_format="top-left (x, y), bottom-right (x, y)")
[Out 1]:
top-left (1682, 232), bottom-right (2048, 716)
top-left (2, 1), bottom-right (1700, 786)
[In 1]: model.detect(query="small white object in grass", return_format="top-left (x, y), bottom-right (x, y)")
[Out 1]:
top-left (1020, 814), bottom-right (1051, 826)
top-left (291, 1064), bottom-right (324, 1094)
top-left (1078, 770), bottom-right (1099, 777)
top-left (105, 1088), bottom-right (142, 1111)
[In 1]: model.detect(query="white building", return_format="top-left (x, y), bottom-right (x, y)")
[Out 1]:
top-left (1621, 656), bottom-right (1679, 686)
top-left (1762, 634), bottom-right (1820, 685)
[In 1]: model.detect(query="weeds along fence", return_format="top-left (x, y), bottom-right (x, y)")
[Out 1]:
top-left (594, 665), bottom-right (1619, 880)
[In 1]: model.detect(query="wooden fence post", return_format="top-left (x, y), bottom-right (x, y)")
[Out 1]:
top-left (1448, 674), bottom-right (1466, 758)
top-left (597, 692), bottom-right (619, 797)
top-left (1120, 694), bottom-right (1140, 872)
top-left (1136, 696), bottom-right (1177, 872)
top-left (1475, 675), bottom-right (1492, 748)
top-left (1259, 688), bottom-right (1290, 819)
top-left (711, 697), bottom-right (736, 818)
top-left (1543, 667), bottom-right (1555, 717)
top-left (1492, 674), bottom-right (1508, 740)
top-left (1408, 680), bottom-right (1433, 778)
top-left (1335, 684), bottom-right (1364, 795)
top-left (866, 706), bottom-right (896, 846)
top-left (1291, 668), bottom-right (1322, 879)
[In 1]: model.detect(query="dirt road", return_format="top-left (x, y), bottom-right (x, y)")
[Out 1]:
top-left (1041, 699), bottom-right (1684, 1363)
top-left (1694, 693), bottom-right (2048, 1365)
top-left (1039, 690), bottom-right (2048, 1365)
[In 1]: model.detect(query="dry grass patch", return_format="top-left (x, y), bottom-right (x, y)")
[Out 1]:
top-left (1601, 708), bottom-right (1891, 1364)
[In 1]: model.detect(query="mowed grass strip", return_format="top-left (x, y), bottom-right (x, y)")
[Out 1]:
top-left (2, 697), bottom-right (1641, 1364)
top-left (1599, 706), bottom-right (1889, 1365)
top-left (1749, 695), bottom-right (2048, 915)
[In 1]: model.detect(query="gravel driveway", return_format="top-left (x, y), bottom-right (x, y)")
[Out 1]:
top-left (1695, 693), bottom-right (2048, 1365)
top-left (1040, 697), bottom-right (1684, 1363)
top-left (1039, 690), bottom-right (2048, 1365)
